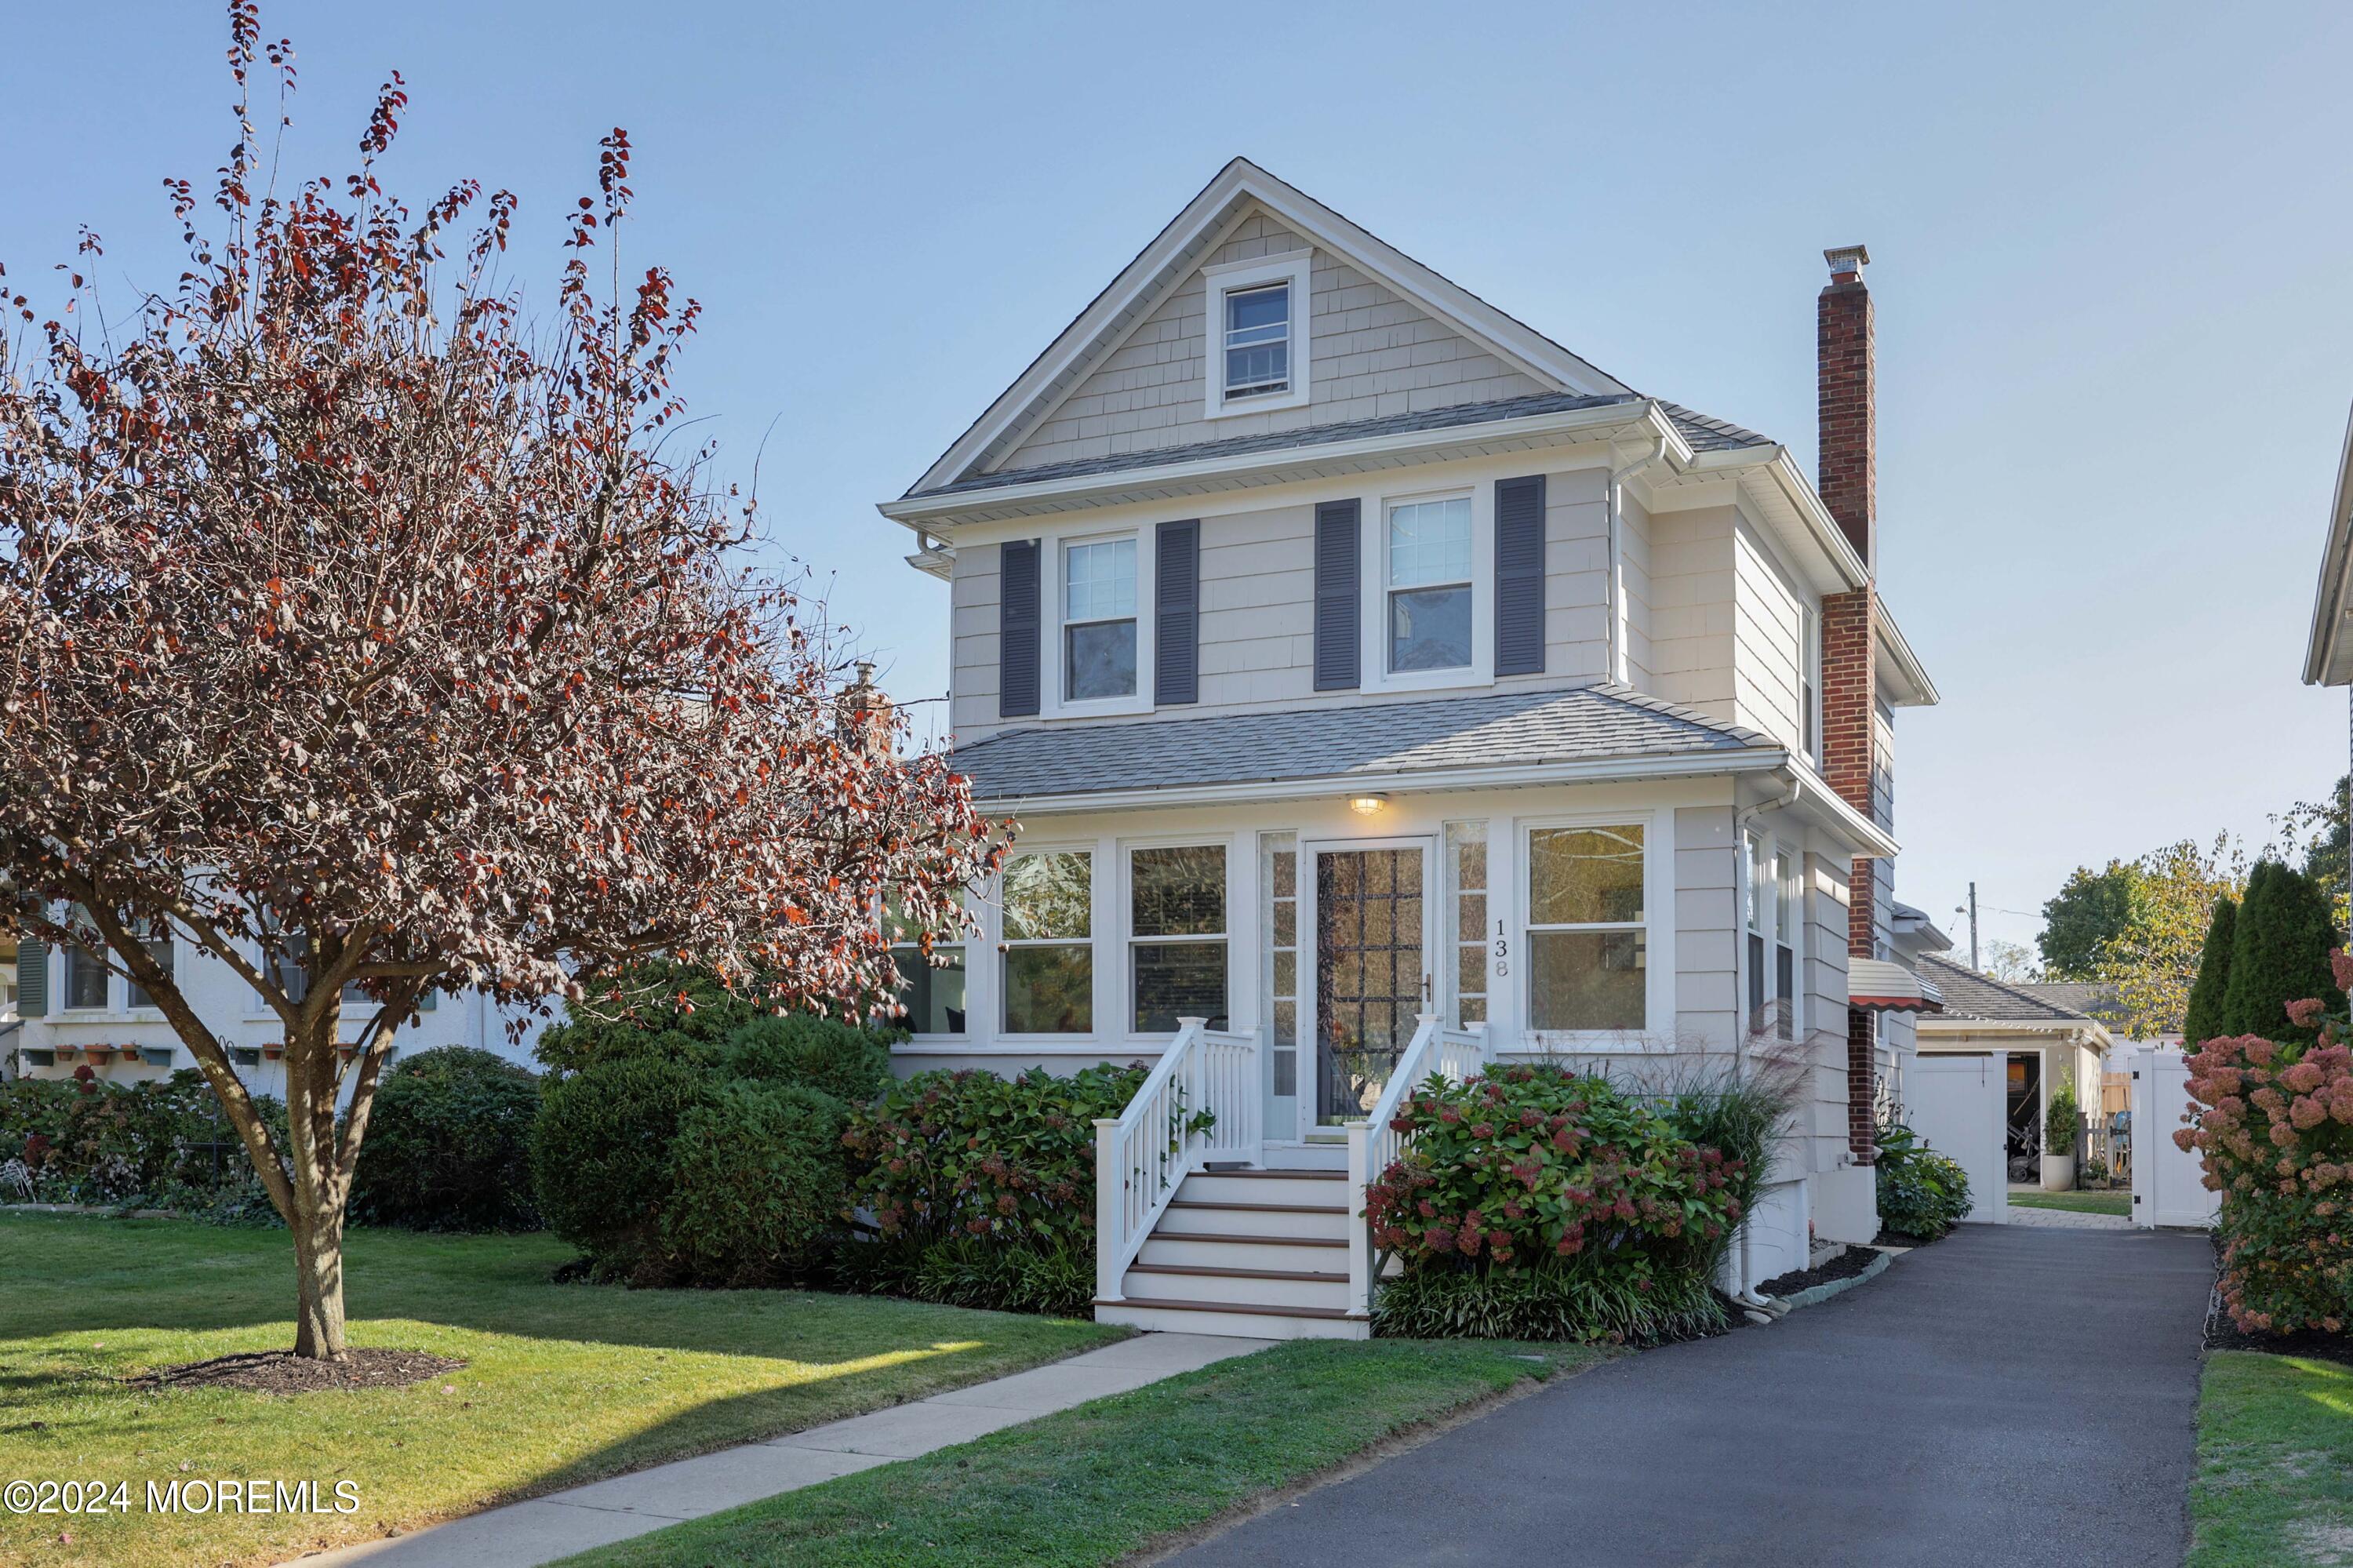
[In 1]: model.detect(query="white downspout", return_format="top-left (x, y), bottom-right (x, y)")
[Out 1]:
top-left (1607, 428), bottom-right (1666, 686)
top-left (1730, 770), bottom-right (1803, 1309)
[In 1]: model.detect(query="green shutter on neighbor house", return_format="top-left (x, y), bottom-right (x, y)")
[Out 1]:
top-left (16, 939), bottom-right (45, 1017)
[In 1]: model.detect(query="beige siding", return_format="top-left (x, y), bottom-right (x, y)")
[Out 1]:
top-left (1507, 467), bottom-right (1612, 689)
top-left (1671, 804), bottom-right (1739, 1053)
top-left (1730, 518), bottom-right (1807, 748)
top-left (1619, 489), bottom-right (1656, 686)
top-left (950, 544), bottom-right (1002, 740)
top-left (994, 208), bottom-right (1546, 475)
top-left (1648, 504), bottom-right (1737, 725)
top-left (1800, 849), bottom-right (1855, 1179)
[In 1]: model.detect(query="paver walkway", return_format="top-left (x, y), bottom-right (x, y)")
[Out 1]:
top-left (292, 1332), bottom-right (1271, 1568)
top-left (2006, 1200), bottom-right (2133, 1230)
top-left (1170, 1224), bottom-right (2213, 1568)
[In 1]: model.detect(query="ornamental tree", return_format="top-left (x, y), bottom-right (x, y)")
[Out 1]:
top-left (2223, 862), bottom-right (2344, 1043)
top-left (0, 9), bottom-right (1000, 1359)
top-left (2182, 895), bottom-right (2238, 1047)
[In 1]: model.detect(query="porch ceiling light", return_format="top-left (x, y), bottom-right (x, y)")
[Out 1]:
top-left (1347, 792), bottom-right (1390, 816)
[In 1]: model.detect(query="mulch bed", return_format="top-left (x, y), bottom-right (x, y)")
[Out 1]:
top-left (1755, 1246), bottom-right (1880, 1299)
top-left (129, 1348), bottom-right (464, 1395)
top-left (1873, 1227), bottom-right (1944, 1249)
top-left (2203, 1316), bottom-right (2353, 1369)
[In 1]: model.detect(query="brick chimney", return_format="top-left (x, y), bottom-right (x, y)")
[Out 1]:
top-left (1816, 244), bottom-right (1881, 1163)
top-left (837, 661), bottom-right (896, 757)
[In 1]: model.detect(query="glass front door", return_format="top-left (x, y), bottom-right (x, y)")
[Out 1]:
top-left (1311, 843), bottom-right (1431, 1127)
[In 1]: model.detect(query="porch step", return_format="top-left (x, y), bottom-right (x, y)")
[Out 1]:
top-left (1125, 1266), bottom-right (1346, 1311)
top-left (1136, 1231), bottom-right (1347, 1271)
top-left (1181, 1169), bottom-right (1345, 1206)
top-left (1095, 1296), bottom-right (1369, 1341)
top-left (1158, 1199), bottom-right (1350, 1242)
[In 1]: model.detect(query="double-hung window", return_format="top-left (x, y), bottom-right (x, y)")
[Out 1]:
top-left (1799, 605), bottom-right (1820, 761)
top-left (1744, 835), bottom-right (1802, 1041)
top-left (1002, 849), bottom-right (1093, 1034)
top-left (1222, 283), bottom-right (1290, 399)
top-left (125, 921), bottom-right (173, 1010)
top-left (1526, 824), bottom-right (1647, 1032)
top-left (1387, 497), bottom-right (1474, 673)
top-left (1775, 849), bottom-right (1800, 1041)
top-left (1130, 846), bottom-right (1227, 1031)
top-left (1062, 538), bottom-right (1137, 702)
top-left (62, 945), bottom-right (108, 1011)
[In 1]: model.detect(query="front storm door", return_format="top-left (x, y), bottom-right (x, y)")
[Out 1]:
top-left (1312, 844), bottom-right (1431, 1126)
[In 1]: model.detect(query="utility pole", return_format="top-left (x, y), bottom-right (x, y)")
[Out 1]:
top-left (1954, 883), bottom-right (1980, 972)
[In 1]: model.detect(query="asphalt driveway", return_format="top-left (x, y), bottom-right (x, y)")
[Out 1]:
top-left (1169, 1224), bottom-right (2213, 1568)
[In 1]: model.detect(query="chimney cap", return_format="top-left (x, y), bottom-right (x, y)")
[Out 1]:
top-left (1824, 244), bottom-right (1871, 280)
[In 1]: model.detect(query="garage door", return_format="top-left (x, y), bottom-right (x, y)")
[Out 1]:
top-left (1907, 1053), bottom-right (2007, 1224)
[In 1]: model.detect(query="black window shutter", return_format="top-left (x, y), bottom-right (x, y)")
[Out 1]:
top-left (998, 539), bottom-right (1042, 718)
top-left (1493, 475), bottom-right (1547, 676)
top-left (1155, 519), bottom-right (1200, 706)
top-left (1313, 499), bottom-right (1361, 691)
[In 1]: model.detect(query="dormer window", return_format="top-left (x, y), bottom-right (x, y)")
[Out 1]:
top-left (1062, 537), bottom-right (1137, 700)
top-left (1202, 252), bottom-right (1313, 418)
top-left (1223, 284), bottom-right (1290, 398)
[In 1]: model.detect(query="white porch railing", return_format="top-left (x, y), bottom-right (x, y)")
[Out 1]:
top-left (1092, 1017), bottom-right (1262, 1304)
top-left (1345, 1016), bottom-right (1489, 1318)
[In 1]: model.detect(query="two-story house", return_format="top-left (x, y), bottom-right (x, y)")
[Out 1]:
top-left (881, 159), bottom-right (1938, 1337)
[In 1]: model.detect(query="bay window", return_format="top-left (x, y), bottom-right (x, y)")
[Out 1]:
top-left (1526, 823), bottom-right (1646, 1032)
top-left (1387, 496), bottom-right (1474, 672)
top-left (1062, 537), bottom-right (1137, 701)
top-left (1002, 849), bottom-right (1093, 1034)
top-left (1130, 845), bottom-right (1227, 1031)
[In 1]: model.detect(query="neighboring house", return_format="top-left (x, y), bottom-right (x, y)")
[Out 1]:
top-left (9, 930), bottom-right (545, 1095)
top-left (2304, 398), bottom-right (2353, 914)
top-left (1915, 952), bottom-right (2108, 1191)
top-left (878, 159), bottom-right (1941, 1336)
top-left (1873, 900), bottom-right (1955, 1117)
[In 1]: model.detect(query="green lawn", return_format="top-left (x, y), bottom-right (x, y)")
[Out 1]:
top-left (2009, 1190), bottom-right (2132, 1216)
top-left (558, 1337), bottom-right (1599, 1568)
top-left (0, 1213), bottom-right (1122, 1568)
top-left (2190, 1351), bottom-right (2353, 1567)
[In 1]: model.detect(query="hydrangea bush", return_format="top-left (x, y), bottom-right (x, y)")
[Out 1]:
top-left (2178, 948), bottom-right (2353, 1334)
top-left (1362, 1064), bottom-right (1741, 1338)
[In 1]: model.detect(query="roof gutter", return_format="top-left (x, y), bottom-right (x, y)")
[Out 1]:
top-left (878, 399), bottom-right (1674, 532)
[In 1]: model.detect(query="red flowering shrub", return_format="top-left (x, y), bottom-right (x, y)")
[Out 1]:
top-left (2179, 948), bottom-right (2353, 1334)
top-left (1365, 1064), bottom-right (1740, 1300)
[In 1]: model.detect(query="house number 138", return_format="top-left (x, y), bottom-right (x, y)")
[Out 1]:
top-left (1493, 920), bottom-right (1509, 976)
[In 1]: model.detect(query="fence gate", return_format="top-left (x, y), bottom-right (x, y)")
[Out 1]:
top-left (2129, 1048), bottom-right (2220, 1229)
top-left (1907, 1053), bottom-right (2007, 1224)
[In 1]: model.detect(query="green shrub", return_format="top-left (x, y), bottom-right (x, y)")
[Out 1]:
top-left (1371, 1252), bottom-right (1724, 1344)
top-left (1874, 1118), bottom-right (1973, 1239)
top-left (660, 1082), bottom-right (848, 1286)
top-left (2045, 1079), bottom-right (2080, 1158)
top-left (721, 1013), bottom-right (893, 1105)
top-left (532, 961), bottom-right (772, 1074)
top-left (2184, 895), bottom-right (2238, 1046)
top-left (909, 1237), bottom-right (1094, 1316)
top-left (842, 1064), bottom-right (1147, 1250)
top-left (2223, 861), bottom-right (2343, 1042)
top-left (348, 1047), bottom-right (541, 1232)
top-left (0, 1070), bottom-right (286, 1216)
top-left (529, 1054), bottom-right (714, 1281)
top-left (1651, 1056), bottom-right (1800, 1279)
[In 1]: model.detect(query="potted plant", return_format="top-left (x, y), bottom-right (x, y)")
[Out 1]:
top-left (261, 1041), bottom-right (285, 1062)
top-left (2042, 1078), bottom-right (2080, 1191)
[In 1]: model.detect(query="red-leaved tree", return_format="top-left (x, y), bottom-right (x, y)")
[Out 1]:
top-left (0, 6), bottom-right (999, 1358)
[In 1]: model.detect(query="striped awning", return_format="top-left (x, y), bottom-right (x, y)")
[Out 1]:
top-left (1850, 958), bottom-right (1943, 1014)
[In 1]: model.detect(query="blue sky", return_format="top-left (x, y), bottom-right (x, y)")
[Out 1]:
top-left (6, 2), bottom-right (2350, 962)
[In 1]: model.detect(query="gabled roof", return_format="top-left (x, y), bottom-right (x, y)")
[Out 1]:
top-left (901, 158), bottom-right (1770, 501)
top-left (949, 682), bottom-right (1773, 806)
top-left (1917, 953), bottom-right (2099, 1025)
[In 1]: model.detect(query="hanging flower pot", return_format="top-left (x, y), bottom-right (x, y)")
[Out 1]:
top-left (79, 1043), bottom-right (115, 1064)
top-left (261, 1042), bottom-right (285, 1062)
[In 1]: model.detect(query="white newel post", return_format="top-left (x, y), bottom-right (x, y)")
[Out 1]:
top-left (1345, 1118), bottom-right (1372, 1318)
top-left (1093, 1117), bottom-right (1122, 1304)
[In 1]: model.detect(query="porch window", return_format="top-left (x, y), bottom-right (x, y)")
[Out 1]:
top-left (126, 921), bottom-right (173, 1010)
top-left (1131, 846), bottom-right (1227, 1031)
top-left (1387, 496), bottom-right (1473, 672)
top-left (1002, 849), bottom-right (1093, 1034)
top-left (62, 944), bottom-right (108, 1011)
top-left (1262, 833), bottom-right (1299, 1097)
top-left (1446, 820), bottom-right (1488, 1028)
top-left (886, 904), bottom-right (966, 1035)
top-left (1526, 824), bottom-right (1646, 1032)
top-left (1063, 538), bottom-right (1137, 701)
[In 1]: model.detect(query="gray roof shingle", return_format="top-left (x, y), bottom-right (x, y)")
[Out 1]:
top-left (908, 394), bottom-right (1774, 500)
top-left (1918, 954), bottom-right (2099, 1024)
top-left (948, 683), bottom-right (1774, 803)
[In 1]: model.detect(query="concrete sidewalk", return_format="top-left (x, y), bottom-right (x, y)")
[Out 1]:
top-left (291, 1331), bottom-right (1270, 1568)
top-left (1169, 1224), bottom-right (2213, 1568)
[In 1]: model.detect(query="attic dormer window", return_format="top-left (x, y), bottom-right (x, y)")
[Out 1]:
top-left (1223, 284), bottom-right (1289, 398)
top-left (1202, 251), bottom-right (1313, 418)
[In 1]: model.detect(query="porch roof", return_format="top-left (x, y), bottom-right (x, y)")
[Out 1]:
top-left (947, 683), bottom-right (1777, 808)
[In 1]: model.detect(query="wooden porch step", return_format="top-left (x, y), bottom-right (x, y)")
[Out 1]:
top-left (1151, 1230), bottom-right (1346, 1249)
top-left (1209, 1167), bottom-right (1344, 1180)
top-left (1098, 1295), bottom-right (1355, 1321)
top-left (1166, 1198), bottom-right (1346, 1214)
top-left (1127, 1261), bottom-right (1348, 1283)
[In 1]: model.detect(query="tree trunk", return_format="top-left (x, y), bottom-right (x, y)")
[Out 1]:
top-left (290, 1194), bottom-right (348, 1359)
